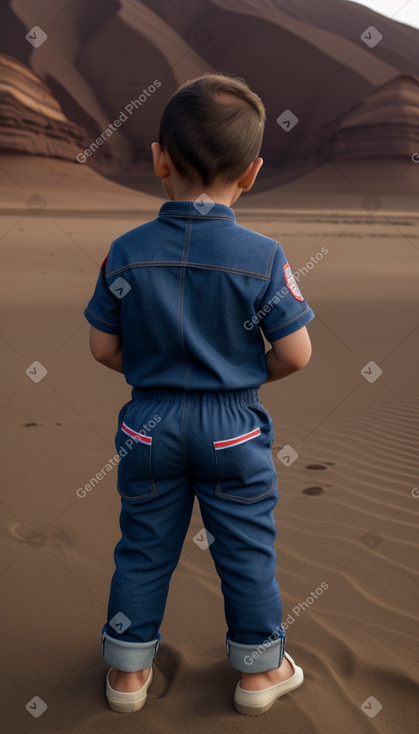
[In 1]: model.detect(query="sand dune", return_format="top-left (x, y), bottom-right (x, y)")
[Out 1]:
top-left (0, 153), bottom-right (163, 213)
top-left (319, 75), bottom-right (419, 160)
top-left (1, 0), bottom-right (419, 177)
top-left (250, 0), bottom-right (419, 72)
top-left (0, 54), bottom-right (86, 161)
top-left (0, 55), bottom-right (66, 121)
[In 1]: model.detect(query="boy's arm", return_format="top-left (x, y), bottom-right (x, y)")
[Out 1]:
top-left (89, 326), bottom-right (124, 374)
top-left (264, 326), bottom-right (312, 383)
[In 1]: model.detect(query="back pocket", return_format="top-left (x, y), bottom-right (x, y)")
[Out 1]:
top-left (115, 421), bottom-right (157, 503)
top-left (213, 426), bottom-right (275, 504)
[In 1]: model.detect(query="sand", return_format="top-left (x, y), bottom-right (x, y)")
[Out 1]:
top-left (1, 152), bottom-right (418, 733)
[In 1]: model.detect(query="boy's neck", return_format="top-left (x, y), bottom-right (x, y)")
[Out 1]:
top-left (170, 193), bottom-right (236, 207)
top-left (164, 178), bottom-right (241, 208)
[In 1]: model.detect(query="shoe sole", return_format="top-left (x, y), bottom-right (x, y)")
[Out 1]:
top-left (107, 698), bottom-right (148, 713)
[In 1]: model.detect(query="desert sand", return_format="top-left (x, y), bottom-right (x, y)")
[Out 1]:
top-left (1, 0), bottom-right (419, 731)
top-left (1, 153), bottom-right (418, 734)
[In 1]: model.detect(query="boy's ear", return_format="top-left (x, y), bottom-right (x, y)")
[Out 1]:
top-left (238, 157), bottom-right (264, 192)
top-left (151, 142), bottom-right (170, 179)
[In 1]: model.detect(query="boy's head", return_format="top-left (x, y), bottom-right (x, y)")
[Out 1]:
top-left (153, 73), bottom-right (266, 199)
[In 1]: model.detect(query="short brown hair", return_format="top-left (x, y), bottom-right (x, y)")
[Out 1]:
top-left (158, 73), bottom-right (266, 187)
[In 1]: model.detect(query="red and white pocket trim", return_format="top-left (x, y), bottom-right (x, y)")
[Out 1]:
top-left (213, 427), bottom-right (261, 450)
top-left (121, 422), bottom-right (152, 445)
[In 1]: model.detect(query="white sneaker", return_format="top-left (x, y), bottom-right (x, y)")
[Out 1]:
top-left (105, 667), bottom-right (153, 713)
top-left (234, 652), bottom-right (304, 715)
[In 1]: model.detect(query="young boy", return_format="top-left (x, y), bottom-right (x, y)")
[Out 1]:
top-left (84, 73), bottom-right (314, 716)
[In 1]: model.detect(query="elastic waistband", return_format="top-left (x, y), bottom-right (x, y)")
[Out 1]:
top-left (131, 387), bottom-right (260, 407)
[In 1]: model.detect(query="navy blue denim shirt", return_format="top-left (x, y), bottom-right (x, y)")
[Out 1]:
top-left (84, 201), bottom-right (314, 390)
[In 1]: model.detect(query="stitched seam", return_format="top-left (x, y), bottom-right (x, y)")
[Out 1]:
top-left (85, 307), bottom-right (119, 327)
top-left (118, 487), bottom-right (157, 501)
top-left (256, 244), bottom-right (281, 309)
top-left (214, 485), bottom-right (274, 503)
top-left (266, 243), bottom-right (279, 278)
top-left (181, 397), bottom-right (191, 473)
top-left (264, 305), bottom-right (312, 334)
top-left (178, 222), bottom-right (192, 380)
top-left (105, 261), bottom-right (270, 280)
top-left (159, 213), bottom-right (235, 221)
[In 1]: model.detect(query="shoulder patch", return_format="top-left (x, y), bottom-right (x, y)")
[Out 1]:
top-left (283, 262), bottom-right (304, 301)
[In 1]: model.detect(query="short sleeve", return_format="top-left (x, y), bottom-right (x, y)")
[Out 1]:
top-left (84, 257), bottom-right (121, 335)
top-left (258, 244), bottom-right (315, 342)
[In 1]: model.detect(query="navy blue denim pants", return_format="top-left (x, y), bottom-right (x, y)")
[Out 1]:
top-left (101, 388), bottom-right (286, 673)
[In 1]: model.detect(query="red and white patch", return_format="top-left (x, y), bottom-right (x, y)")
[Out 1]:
top-left (283, 262), bottom-right (304, 301)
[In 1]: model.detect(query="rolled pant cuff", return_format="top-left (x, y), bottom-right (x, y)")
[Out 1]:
top-left (226, 634), bottom-right (285, 673)
top-left (101, 628), bottom-right (161, 672)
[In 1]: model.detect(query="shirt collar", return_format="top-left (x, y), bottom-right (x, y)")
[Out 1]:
top-left (158, 200), bottom-right (236, 221)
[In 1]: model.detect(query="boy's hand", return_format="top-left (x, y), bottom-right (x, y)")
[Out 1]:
top-left (265, 327), bottom-right (312, 382)
top-left (89, 326), bottom-right (124, 374)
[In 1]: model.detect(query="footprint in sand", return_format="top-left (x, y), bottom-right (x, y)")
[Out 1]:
top-left (9, 523), bottom-right (72, 551)
top-left (302, 462), bottom-right (334, 494)
top-left (150, 643), bottom-right (183, 699)
top-left (302, 486), bottom-right (324, 496)
top-left (305, 462), bottom-right (334, 470)
top-left (20, 422), bottom-right (62, 427)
